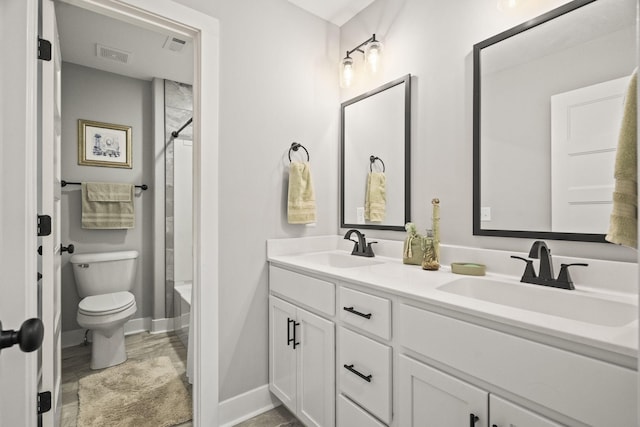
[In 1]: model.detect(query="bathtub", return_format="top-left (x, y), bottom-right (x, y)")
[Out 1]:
top-left (174, 283), bottom-right (193, 383)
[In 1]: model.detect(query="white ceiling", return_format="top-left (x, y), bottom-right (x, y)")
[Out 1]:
top-left (286, 0), bottom-right (375, 26)
top-left (56, 2), bottom-right (194, 84)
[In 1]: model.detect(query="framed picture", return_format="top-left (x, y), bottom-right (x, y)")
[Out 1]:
top-left (78, 119), bottom-right (132, 168)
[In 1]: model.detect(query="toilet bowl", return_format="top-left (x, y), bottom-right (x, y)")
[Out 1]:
top-left (70, 251), bottom-right (138, 370)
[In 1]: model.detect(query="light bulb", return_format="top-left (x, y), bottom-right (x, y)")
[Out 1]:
top-left (340, 56), bottom-right (354, 88)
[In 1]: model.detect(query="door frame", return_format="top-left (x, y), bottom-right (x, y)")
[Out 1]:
top-left (58, 0), bottom-right (220, 425)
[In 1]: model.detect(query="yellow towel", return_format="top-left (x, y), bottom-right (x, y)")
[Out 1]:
top-left (365, 172), bottom-right (386, 222)
top-left (606, 70), bottom-right (637, 248)
top-left (287, 162), bottom-right (316, 224)
top-left (82, 182), bottom-right (135, 229)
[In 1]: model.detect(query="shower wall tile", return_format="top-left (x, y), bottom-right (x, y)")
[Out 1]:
top-left (166, 107), bottom-right (193, 140)
top-left (164, 79), bottom-right (192, 319)
top-left (165, 80), bottom-right (193, 111)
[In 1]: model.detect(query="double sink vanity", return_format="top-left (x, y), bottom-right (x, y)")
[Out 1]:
top-left (267, 236), bottom-right (637, 427)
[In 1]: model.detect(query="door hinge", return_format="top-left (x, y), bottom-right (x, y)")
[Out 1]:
top-left (37, 215), bottom-right (51, 237)
top-left (37, 391), bottom-right (51, 415)
top-left (38, 38), bottom-right (52, 61)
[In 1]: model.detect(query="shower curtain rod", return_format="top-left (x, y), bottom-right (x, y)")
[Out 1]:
top-left (172, 117), bottom-right (193, 138)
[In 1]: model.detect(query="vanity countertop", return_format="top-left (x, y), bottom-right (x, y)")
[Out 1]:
top-left (267, 236), bottom-right (638, 368)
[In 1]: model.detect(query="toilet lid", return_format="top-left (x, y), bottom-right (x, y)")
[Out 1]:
top-left (79, 291), bottom-right (135, 316)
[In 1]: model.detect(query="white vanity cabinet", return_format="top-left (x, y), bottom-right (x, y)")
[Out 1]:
top-left (269, 267), bottom-right (336, 427)
top-left (398, 355), bottom-right (561, 427)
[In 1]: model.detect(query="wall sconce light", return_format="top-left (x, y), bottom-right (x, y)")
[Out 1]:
top-left (496, 0), bottom-right (521, 11)
top-left (340, 34), bottom-right (383, 88)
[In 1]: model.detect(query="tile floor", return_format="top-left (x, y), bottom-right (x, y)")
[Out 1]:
top-left (61, 331), bottom-right (301, 427)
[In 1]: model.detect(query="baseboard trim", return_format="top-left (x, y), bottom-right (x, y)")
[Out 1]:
top-left (62, 316), bottom-right (153, 348)
top-left (150, 317), bottom-right (176, 334)
top-left (218, 384), bottom-right (281, 427)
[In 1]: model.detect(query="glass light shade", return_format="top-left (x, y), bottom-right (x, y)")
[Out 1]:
top-left (365, 40), bottom-right (383, 73)
top-left (340, 56), bottom-right (355, 88)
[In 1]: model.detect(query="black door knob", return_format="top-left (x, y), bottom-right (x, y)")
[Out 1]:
top-left (0, 318), bottom-right (44, 353)
top-left (61, 244), bottom-right (74, 254)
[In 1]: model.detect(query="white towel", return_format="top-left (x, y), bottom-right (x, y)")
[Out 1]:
top-left (287, 162), bottom-right (316, 224)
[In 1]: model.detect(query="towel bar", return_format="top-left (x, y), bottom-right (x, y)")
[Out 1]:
top-left (370, 155), bottom-right (385, 172)
top-left (288, 142), bottom-right (310, 162)
top-left (61, 180), bottom-right (148, 190)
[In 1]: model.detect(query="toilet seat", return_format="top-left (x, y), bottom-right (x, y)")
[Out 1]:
top-left (78, 291), bottom-right (135, 316)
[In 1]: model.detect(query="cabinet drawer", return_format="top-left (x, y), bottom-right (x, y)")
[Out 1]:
top-left (340, 287), bottom-right (391, 340)
top-left (398, 303), bottom-right (637, 427)
top-left (270, 266), bottom-right (335, 316)
top-left (339, 327), bottom-right (391, 424)
top-left (337, 394), bottom-right (386, 427)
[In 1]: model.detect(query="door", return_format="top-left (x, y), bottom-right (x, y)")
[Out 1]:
top-left (39, 0), bottom-right (62, 425)
top-left (269, 296), bottom-right (298, 412)
top-left (0, 0), bottom-right (40, 425)
top-left (551, 76), bottom-right (630, 233)
top-left (398, 355), bottom-right (488, 427)
top-left (297, 307), bottom-right (335, 427)
top-left (489, 394), bottom-right (562, 427)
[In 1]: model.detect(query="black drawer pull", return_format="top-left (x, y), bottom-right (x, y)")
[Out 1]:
top-left (343, 364), bottom-right (372, 382)
top-left (343, 306), bottom-right (372, 319)
top-left (470, 414), bottom-right (479, 426)
top-left (287, 318), bottom-right (294, 346)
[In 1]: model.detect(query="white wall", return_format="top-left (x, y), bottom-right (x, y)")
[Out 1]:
top-left (60, 62), bottom-right (154, 332)
top-left (171, 0), bottom-right (340, 400)
top-left (340, 0), bottom-right (637, 263)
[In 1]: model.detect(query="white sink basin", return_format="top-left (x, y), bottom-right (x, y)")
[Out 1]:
top-left (294, 252), bottom-right (384, 269)
top-left (437, 277), bottom-right (637, 327)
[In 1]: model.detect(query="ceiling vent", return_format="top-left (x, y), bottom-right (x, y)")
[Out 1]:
top-left (163, 36), bottom-right (187, 52)
top-left (96, 44), bottom-right (132, 64)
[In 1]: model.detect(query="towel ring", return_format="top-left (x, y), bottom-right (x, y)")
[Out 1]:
top-left (288, 142), bottom-right (310, 162)
top-left (370, 155), bottom-right (386, 172)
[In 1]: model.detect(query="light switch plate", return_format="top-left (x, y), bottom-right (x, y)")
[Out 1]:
top-left (480, 207), bottom-right (491, 221)
top-left (356, 207), bottom-right (365, 224)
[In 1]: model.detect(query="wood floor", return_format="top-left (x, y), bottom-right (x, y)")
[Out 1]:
top-left (61, 331), bottom-right (301, 427)
top-left (61, 331), bottom-right (192, 427)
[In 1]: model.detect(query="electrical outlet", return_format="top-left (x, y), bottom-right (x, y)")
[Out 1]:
top-left (480, 207), bottom-right (491, 221)
top-left (356, 207), bottom-right (365, 224)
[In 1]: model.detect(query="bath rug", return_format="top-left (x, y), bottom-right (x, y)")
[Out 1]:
top-left (77, 356), bottom-right (191, 427)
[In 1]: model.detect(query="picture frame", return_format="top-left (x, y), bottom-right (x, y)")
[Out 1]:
top-left (78, 119), bottom-right (132, 168)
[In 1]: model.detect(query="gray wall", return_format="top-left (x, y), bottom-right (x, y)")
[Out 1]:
top-left (172, 0), bottom-right (340, 401)
top-left (339, 0), bottom-right (636, 263)
top-left (60, 62), bottom-right (154, 332)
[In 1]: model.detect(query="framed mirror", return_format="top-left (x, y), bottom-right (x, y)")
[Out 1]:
top-left (341, 74), bottom-right (411, 231)
top-left (473, 0), bottom-right (635, 242)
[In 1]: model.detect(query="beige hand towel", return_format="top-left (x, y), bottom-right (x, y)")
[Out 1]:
top-left (606, 70), bottom-right (637, 248)
top-left (288, 162), bottom-right (316, 224)
top-left (365, 172), bottom-right (386, 222)
top-left (82, 182), bottom-right (135, 229)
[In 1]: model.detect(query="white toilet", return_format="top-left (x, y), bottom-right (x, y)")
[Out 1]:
top-left (70, 250), bottom-right (138, 370)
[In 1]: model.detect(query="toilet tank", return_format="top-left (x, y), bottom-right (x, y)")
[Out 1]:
top-left (70, 250), bottom-right (139, 298)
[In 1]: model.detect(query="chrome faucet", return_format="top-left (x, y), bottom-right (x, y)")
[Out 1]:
top-left (511, 241), bottom-right (588, 290)
top-left (343, 229), bottom-right (376, 257)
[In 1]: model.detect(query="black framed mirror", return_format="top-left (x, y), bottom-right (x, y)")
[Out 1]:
top-left (473, 0), bottom-right (635, 242)
top-left (341, 74), bottom-right (411, 231)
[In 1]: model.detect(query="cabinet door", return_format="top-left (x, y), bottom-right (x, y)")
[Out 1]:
top-left (489, 395), bottom-right (563, 427)
top-left (297, 307), bottom-right (336, 427)
top-left (398, 355), bottom-right (488, 427)
top-left (269, 296), bottom-right (298, 413)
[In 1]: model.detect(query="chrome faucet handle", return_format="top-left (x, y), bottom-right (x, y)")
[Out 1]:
top-left (555, 263), bottom-right (588, 290)
top-left (510, 255), bottom-right (536, 282)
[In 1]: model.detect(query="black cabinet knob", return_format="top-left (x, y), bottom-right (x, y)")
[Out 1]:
top-left (0, 318), bottom-right (44, 353)
top-left (61, 244), bottom-right (75, 254)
